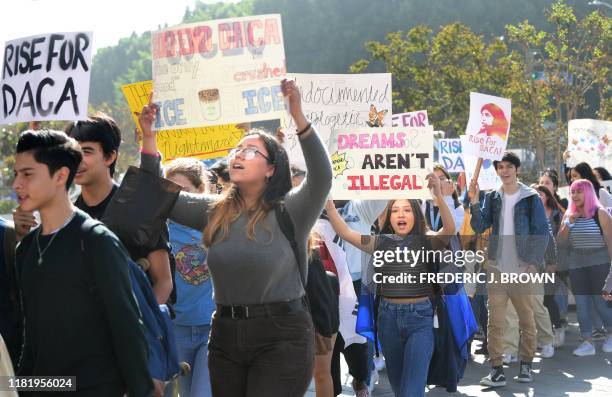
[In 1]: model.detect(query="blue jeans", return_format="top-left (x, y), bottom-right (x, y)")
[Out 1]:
top-left (569, 263), bottom-right (612, 339)
top-left (378, 299), bottom-right (434, 397)
top-left (168, 324), bottom-right (212, 397)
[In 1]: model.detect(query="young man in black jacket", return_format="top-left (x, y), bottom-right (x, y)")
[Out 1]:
top-left (13, 129), bottom-right (152, 396)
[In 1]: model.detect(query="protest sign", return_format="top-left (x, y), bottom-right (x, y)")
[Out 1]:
top-left (281, 73), bottom-right (391, 169)
top-left (602, 180), bottom-right (612, 195)
top-left (438, 138), bottom-right (464, 173)
top-left (121, 80), bottom-right (244, 162)
top-left (328, 126), bottom-right (433, 200)
top-left (1, 31), bottom-right (93, 123)
top-left (463, 92), bottom-right (511, 161)
top-left (461, 136), bottom-right (501, 190)
top-left (151, 14), bottom-right (286, 129)
top-left (391, 110), bottom-right (429, 127)
top-left (566, 119), bottom-right (612, 170)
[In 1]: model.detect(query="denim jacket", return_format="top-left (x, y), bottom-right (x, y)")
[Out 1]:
top-left (469, 183), bottom-right (551, 270)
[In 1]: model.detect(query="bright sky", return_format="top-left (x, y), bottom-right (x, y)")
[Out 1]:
top-left (0, 0), bottom-right (237, 56)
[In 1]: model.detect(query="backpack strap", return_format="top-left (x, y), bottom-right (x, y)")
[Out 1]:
top-left (3, 222), bottom-right (18, 310)
top-left (78, 218), bottom-right (107, 297)
top-left (594, 209), bottom-right (604, 235)
top-left (275, 201), bottom-right (306, 289)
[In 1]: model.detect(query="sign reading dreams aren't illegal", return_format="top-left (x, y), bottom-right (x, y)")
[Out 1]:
top-left (328, 126), bottom-right (434, 200)
top-left (1, 32), bottom-right (93, 123)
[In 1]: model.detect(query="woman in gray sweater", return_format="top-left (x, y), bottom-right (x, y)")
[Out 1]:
top-left (138, 79), bottom-right (332, 397)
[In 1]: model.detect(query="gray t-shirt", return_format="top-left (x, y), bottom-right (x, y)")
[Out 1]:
top-left (141, 128), bottom-right (332, 305)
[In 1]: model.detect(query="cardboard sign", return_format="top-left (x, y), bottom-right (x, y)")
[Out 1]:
top-left (121, 80), bottom-right (244, 162)
top-left (461, 136), bottom-right (501, 190)
top-left (1, 31), bottom-right (93, 123)
top-left (566, 119), bottom-right (612, 170)
top-left (438, 138), bottom-right (464, 173)
top-left (463, 92), bottom-right (511, 161)
top-left (281, 73), bottom-right (391, 169)
top-left (328, 126), bottom-right (433, 200)
top-left (391, 110), bottom-right (429, 127)
top-left (151, 14), bottom-right (286, 129)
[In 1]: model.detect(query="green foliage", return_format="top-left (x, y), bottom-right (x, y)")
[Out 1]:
top-left (351, 0), bottom-right (610, 175)
top-left (351, 23), bottom-right (509, 136)
top-left (0, 199), bottom-right (16, 215)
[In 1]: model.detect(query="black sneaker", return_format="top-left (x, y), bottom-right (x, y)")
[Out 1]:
top-left (517, 361), bottom-right (533, 383)
top-left (480, 366), bottom-right (506, 387)
top-left (593, 328), bottom-right (607, 341)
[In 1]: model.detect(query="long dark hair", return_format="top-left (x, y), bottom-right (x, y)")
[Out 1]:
top-left (433, 163), bottom-right (460, 208)
top-left (203, 130), bottom-right (292, 246)
top-left (594, 167), bottom-right (612, 181)
top-left (380, 199), bottom-right (428, 236)
top-left (379, 199), bottom-right (433, 265)
top-left (573, 162), bottom-right (602, 196)
top-left (540, 169), bottom-right (566, 211)
top-left (536, 185), bottom-right (557, 211)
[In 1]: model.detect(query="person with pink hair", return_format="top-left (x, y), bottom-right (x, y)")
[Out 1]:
top-left (479, 103), bottom-right (509, 141)
top-left (557, 179), bottom-right (612, 356)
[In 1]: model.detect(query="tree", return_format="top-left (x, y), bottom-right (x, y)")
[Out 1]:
top-left (505, 0), bottom-right (611, 172)
top-left (350, 23), bottom-right (508, 136)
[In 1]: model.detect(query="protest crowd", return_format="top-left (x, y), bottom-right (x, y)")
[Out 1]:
top-left (0, 10), bottom-right (611, 397)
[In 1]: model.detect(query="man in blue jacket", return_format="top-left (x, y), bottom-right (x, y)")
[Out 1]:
top-left (468, 152), bottom-right (549, 387)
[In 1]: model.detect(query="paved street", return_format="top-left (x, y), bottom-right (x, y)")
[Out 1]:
top-left (306, 312), bottom-right (612, 397)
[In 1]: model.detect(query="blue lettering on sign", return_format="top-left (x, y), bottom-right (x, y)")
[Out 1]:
top-left (154, 98), bottom-right (187, 128)
top-left (442, 155), bottom-right (465, 172)
top-left (242, 85), bottom-right (285, 115)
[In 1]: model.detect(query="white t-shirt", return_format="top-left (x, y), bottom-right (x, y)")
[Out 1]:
top-left (502, 190), bottom-right (520, 236)
top-left (498, 189), bottom-right (521, 272)
top-left (598, 188), bottom-right (612, 209)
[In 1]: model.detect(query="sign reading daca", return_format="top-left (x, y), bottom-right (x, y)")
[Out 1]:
top-left (1, 31), bottom-right (93, 123)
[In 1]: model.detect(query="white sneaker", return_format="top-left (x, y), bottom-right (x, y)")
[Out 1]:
top-left (603, 336), bottom-right (612, 353)
top-left (502, 353), bottom-right (517, 364)
top-left (540, 343), bottom-right (554, 358)
top-left (573, 341), bottom-right (596, 357)
top-left (368, 369), bottom-right (379, 393)
top-left (374, 355), bottom-right (386, 371)
top-left (554, 328), bottom-right (565, 347)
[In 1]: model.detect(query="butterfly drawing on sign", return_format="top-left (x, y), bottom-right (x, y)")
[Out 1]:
top-left (366, 104), bottom-right (388, 127)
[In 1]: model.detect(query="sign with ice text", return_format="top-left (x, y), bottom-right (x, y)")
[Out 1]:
top-left (121, 80), bottom-right (244, 163)
top-left (151, 14), bottom-right (286, 129)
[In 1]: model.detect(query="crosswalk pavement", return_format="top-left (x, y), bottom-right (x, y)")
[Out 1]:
top-left (306, 312), bottom-right (612, 397)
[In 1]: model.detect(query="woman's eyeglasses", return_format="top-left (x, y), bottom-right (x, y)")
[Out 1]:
top-left (228, 147), bottom-right (272, 162)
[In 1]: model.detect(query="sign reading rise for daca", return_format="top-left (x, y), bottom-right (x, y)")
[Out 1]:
top-left (1, 31), bottom-right (93, 123)
top-left (328, 126), bottom-right (433, 200)
top-left (151, 14), bottom-right (286, 130)
top-left (463, 92), bottom-right (511, 161)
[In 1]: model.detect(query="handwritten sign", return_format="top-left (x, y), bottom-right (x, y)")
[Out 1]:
top-left (1, 31), bottom-right (93, 123)
top-left (461, 136), bottom-right (501, 190)
top-left (438, 138), bottom-right (464, 173)
top-left (151, 14), bottom-right (286, 129)
top-left (328, 126), bottom-right (433, 200)
top-left (281, 73), bottom-right (391, 168)
top-left (121, 80), bottom-right (244, 162)
top-left (566, 119), bottom-right (612, 170)
top-left (391, 110), bottom-right (429, 127)
top-left (463, 92), bottom-right (511, 161)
